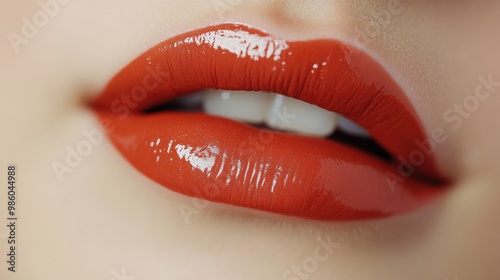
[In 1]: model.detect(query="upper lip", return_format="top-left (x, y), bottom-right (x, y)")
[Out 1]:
top-left (92, 23), bottom-right (447, 221)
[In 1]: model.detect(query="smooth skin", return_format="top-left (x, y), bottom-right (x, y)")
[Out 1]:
top-left (1, 1), bottom-right (500, 279)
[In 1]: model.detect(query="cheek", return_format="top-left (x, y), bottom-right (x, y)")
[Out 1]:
top-left (426, 5), bottom-right (500, 176)
top-left (343, 1), bottom-right (500, 176)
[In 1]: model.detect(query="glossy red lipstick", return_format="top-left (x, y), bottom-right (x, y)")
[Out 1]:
top-left (93, 23), bottom-right (446, 221)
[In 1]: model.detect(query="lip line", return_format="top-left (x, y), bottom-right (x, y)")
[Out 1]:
top-left (92, 22), bottom-right (447, 221)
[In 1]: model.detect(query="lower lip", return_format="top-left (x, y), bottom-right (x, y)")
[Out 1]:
top-left (96, 111), bottom-right (441, 221)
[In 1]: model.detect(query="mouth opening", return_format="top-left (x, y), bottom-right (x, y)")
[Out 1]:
top-left (144, 91), bottom-right (394, 163)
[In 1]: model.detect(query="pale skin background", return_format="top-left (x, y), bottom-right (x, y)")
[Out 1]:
top-left (1, 0), bottom-right (500, 279)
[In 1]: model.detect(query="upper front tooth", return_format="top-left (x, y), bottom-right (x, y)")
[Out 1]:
top-left (338, 116), bottom-right (370, 138)
top-left (203, 90), bottom-right (273, 124)
top-left (265, 94), bottom-right (338, 137)
top-left (203, 90), bottom-right (339, 138)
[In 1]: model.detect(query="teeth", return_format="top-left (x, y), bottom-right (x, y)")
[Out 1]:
top-left (266, 95), bottom-right (338, 137)
top-left (203, 89), bottom-right (339, 137)
top-left (203, 90), bottom-right (273, 124)
top-left (338, 116), bottom-right (370, 138)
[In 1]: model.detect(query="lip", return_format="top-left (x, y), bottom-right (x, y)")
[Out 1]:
top-left (92, 23), bottom-right (447, 221)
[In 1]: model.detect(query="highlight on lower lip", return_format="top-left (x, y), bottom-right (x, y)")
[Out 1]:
top-left (93, 23), bottom-right (447, 221)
